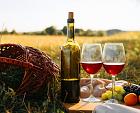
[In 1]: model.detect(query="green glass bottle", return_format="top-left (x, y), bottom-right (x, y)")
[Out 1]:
top-left (61, 12), bottom-right (80, 103)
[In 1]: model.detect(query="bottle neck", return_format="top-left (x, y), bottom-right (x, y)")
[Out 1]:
top-left (67, 18), bottom-right (74, 42)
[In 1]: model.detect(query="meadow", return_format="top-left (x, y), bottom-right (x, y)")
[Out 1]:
top-left (1, 32), bottom-right (140, 83)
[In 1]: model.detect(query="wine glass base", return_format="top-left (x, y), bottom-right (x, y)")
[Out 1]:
top-left (105, 99), bottom-right (118, 103)
top-left (82, 97), bottom-right (101, 102)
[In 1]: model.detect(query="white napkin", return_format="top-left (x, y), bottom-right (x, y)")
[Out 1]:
top-left (93, 103), bottom-right (140, 113)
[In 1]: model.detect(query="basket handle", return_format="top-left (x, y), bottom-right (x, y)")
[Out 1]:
top-left (0, 57), bottom-right (42, 70)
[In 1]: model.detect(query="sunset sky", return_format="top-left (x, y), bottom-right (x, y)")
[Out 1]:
top-left (0, 0), bottom-right (140, 32)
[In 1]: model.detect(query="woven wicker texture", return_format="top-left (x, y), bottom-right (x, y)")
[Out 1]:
top-left (0, 44), bottom-right (60, 97)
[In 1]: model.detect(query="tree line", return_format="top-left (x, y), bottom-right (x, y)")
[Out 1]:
top-left (0, 26), bottom-right (121, 36)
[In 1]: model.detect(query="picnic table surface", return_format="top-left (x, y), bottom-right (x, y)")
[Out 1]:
top-left (63, 100), bottom-right (140, 113)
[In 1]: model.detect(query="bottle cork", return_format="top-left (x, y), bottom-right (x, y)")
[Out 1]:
top-left (68, 12), bottom-right (74, 19)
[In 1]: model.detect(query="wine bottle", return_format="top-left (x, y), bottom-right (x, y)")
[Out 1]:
top-left (61, 12), bottom-right (80, 103)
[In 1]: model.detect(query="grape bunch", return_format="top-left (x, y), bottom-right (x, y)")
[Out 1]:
top-left (101, 86), bottom-right (126, 101)
top-left (123, 84), bottom-right (140, 96)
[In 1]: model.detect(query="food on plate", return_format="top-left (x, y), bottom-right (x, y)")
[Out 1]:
top-left (93, 84), bottom-right (107, 97)
top-left (80, 79), bottom-right (129, 99)
top-left (80, 78), bottom-right (111, 98)
top-left (80, 78), bottom-right (91, 86)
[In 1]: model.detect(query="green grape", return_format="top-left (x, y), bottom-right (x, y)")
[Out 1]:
top-left (115, 86), bottom-right (122, 92)
top-left (116, 94), bottom-right (123, 101)
top-left (113, 91), bottom-right (118, 98)
top-left (115, 86), bottom-right (124, 92)
top-left (115, 86), bottom-right (126, 95)
top-left (120, 89), bottom-right (126, 95)
top-left (106, 90), bottom-right (112, 94)
top-left (102, 88), bottom-right (124, 101)
top-left (101, 93), bottom-right (108, 100)
top-left (106, 91), bottom-right (112, 99)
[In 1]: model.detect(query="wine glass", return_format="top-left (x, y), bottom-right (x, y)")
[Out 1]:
top-left (102, 43), bottom-right (126, 103)
top-left (81, 43), bottom-right (102, 102)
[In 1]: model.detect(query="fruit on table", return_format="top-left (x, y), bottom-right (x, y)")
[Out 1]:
top-left (115, 86), bottom-right (126, 95)
top-left (124, 93), bottom-right (138, 106)
top-left (123, 84), bottom-right (140, 95)
top-left (80, 79), bottom-right (128, 99)
top-left (101, 86), bottom-right (126, 101)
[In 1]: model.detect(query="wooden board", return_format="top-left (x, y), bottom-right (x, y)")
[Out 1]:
top-left (63, 100), bottom-right (140, 113)
top-left (64, 100), bottom-right (102, 113)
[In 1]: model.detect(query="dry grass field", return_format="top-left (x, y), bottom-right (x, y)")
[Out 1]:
top-left (1, 32), bottom-right (140, 59)
top-left (1, 32), bottom-right (140, 82)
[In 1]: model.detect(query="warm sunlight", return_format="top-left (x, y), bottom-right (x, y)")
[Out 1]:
top-left (0, 0), bottom-right (140, 32)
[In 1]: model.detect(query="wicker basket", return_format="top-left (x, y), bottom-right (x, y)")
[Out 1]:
top-left (0, 43), bottom-right (60, 98)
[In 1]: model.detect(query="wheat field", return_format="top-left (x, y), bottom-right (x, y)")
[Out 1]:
top-left (1, 32), bottom-right (140, 61)
top-left (1, 32), bottom-right (139, 55)
top-left (1, 32), bottom-right (140, 82)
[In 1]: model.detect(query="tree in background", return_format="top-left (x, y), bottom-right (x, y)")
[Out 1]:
top-left (62, 26), bottom-right (67, 35)
top-left (57, 30), bottom-right (63, 35)
top-left (1, 28), bottom-right (8, 34)
top-left (45, 26), bottom-right (57, 35)
top-left (83, 29), bottom-right (95, 36)
top-left (0, 26), bottom-right (107, 37)
top-left (10, 29), bottom-right (17, 34)
top-left (96, 30), bottom-right (106, 36)
top-left (75, 28), bottom-right (84, 36)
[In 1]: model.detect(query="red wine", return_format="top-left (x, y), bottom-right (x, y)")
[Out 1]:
top-left (61, 79), bottom-right (80, 103)
top-left (81, 62), bottom-right (102, 74)
top-left (103, 63), bottom-right (125, 76)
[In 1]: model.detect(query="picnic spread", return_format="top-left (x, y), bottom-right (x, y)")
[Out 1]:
top-left (0, 43), bottom-right (140, 113)
top-left (64, 78), bottom-right (140, 113)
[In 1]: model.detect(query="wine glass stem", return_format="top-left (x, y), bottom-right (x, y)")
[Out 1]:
top-left (112, 75), bottom-right (115, 99)
top-left (90, 74), bottom-right (94, 96)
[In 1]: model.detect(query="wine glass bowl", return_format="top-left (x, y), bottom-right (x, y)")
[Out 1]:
top-left (81, 62), bottom-right (102, 75)
top-left (103, 62), bottom-right (125, 76)
top-left (81, 43), bottom-right (102, 102)
top-left (102, 43), bottom-right (126, 103)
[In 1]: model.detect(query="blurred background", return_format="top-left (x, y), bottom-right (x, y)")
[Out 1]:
top-left (0, 0), bottom-right (140, 83)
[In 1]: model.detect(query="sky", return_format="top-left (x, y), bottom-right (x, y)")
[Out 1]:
top-left (0, 0), bottom-right (140, 32)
